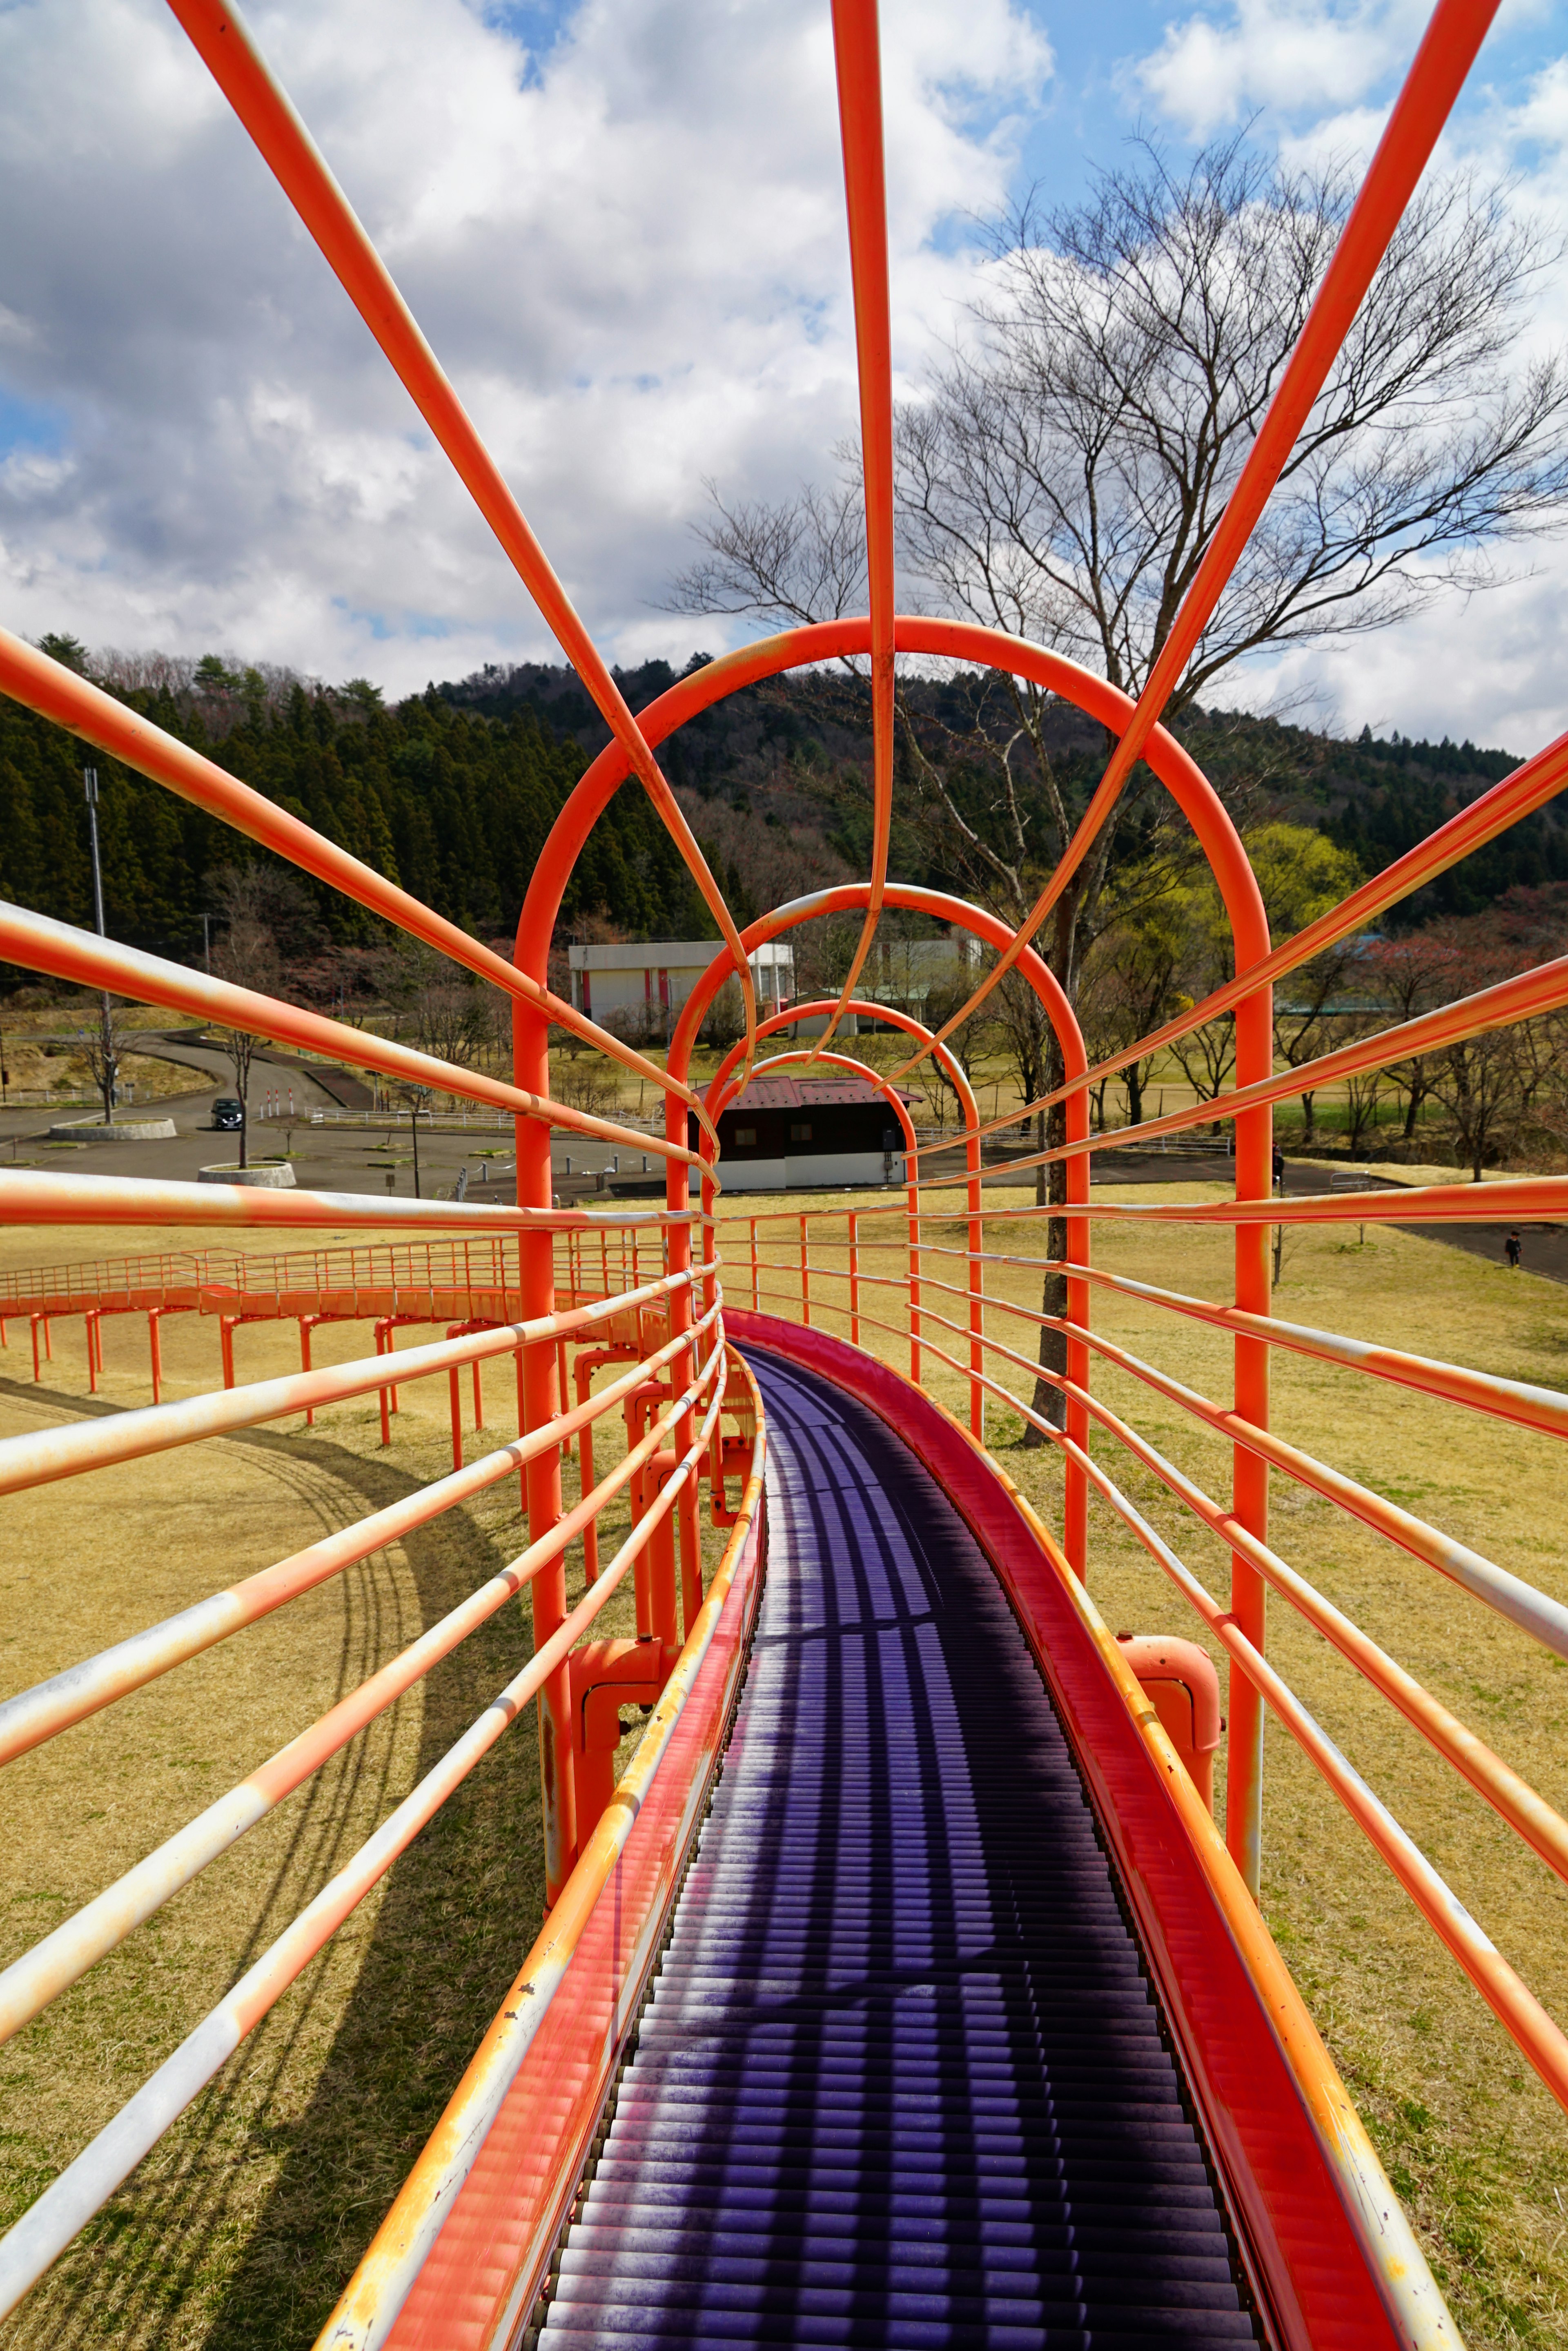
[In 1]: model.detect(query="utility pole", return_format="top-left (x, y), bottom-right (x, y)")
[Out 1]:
top-left (403, 1086), bottom-right (430, 1199)
top-left (200, 912), bottom-right (214, 975)
top-left (83, 770), bottom-right (116, 1125)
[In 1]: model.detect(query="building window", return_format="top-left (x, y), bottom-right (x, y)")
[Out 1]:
top-left (733, 1126), bottom-right (757, 1147)
top-left (789, 1122), bottom-right (813, 1142)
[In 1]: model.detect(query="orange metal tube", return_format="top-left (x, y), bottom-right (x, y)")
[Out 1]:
top-left (0, 1363), bottom-right (731, 2324)
top-left (888, 0), bottom-right (1501, 1081)
top-left (707, 997), bottom-right (987, 1432)
top-left (0, 1166), bottom-right (702, 1240)
top-left (892, 1171), bottom-right (1568, 1228)
top-left (311, 1357), bottom-right (765, 2351)
top-left (894, 1366), bottom-right (1454, 2351)
top-left (848, 1211), bottom-right (860, 1349)
top-left (819, 0), bottom-right (895, 1048)
top-left (935, 1334), bottom-right (1568, 2117)
top-left (0, 1271), bottom-right (695, 1501)
top-left (162, 0), bottom-right (755, 1063)
top-left (706, 1045), bottom-right (922, 1375)
top-left (1033, 741), bottom-right (1568, 1131)
top-left (0, 633), bottom-right (710, 1140)
top-left (0, 1336), bottom-right (724, 2050)
top-left (517, 601), bottom-right (1270, 1645)
top-left (976, 948), bottom-right (1568, 1180)
top-left (949, 1335), bottom-right (1568, 1890)
top-left (985, 1255), bottom-right (1568, 1441)
top-left (521, 607), bottom-right (1285, 1596)
top-left (677, 889), bottom-right (1092, 1572)
top-left (0, 901), bottom-right (702, 1172)
top-left (1063, 1320), bottom-right (1568, 1658)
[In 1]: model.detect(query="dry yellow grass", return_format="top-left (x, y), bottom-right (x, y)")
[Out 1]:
top-left (3, 1194), bottom-right (1566, 2345)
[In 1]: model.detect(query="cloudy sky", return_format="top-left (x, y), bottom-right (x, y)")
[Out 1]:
top-left (1, 0), bottom-right (1566, 752)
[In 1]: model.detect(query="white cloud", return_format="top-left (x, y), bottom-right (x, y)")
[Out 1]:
top-left (0, 0), bottom-right (1049, 690)
top-left (1132, 0), bottom-right (1426, 141)
top-left (1113, 0), bottom-right (1568, 754)
top-left (1232, 544), bottom-right (1568, 754)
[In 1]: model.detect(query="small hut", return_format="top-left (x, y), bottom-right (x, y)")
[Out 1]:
top-left (701, 1073), bottom-right (912, 1192)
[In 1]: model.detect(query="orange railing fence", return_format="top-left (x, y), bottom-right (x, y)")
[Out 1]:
top-left (2, 0), bottom-right (1566, 2343)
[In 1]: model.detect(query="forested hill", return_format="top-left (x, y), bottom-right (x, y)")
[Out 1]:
top-left (452, 655), bottom-right (1566, 926)
top-left (0, 638), bottom-right (1561, 984)
top-left (1178, 711), bottom-right (1564, 921)
top-left (0, 648), bottom-right (716, 968)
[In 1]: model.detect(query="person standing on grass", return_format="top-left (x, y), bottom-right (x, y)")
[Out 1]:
top-left (1272, 1145), bottom-right (1285, 1195)
top-left (1506, 1230), bottom-right (1522, 1269)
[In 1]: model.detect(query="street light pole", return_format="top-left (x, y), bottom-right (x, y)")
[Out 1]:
top-left (82, 770), bottom-right (116, 1126)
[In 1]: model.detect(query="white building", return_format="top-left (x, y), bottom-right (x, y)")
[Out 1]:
top-left (566, 930), bottom-right (982, 1042)
top-left (568, 939), bottom-right (795, 1036)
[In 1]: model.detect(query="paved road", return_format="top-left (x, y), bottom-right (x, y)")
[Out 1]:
top-left (3, 1046), bottom-right (1557, 1285)
top-left (0, 1033), bottom-right (517, 1205)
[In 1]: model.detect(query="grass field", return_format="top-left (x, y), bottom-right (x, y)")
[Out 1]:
top-left (2, 1193), bottom-right (1566, 2346)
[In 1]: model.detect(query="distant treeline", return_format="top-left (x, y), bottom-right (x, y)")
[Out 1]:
top-left (2, 640), bottom-right (1562, 988)
top-left (0, 651), bottom-right (715, 976)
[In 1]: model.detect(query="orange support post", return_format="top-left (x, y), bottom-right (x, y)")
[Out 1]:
top-left (848, 1209), bottom-right (860, 1348)
top-left (147, 1309), bottom-right (164, 1407)
top-left (515, 1343), bottom-right (528, 1517)
top-left (220, 1315), bottom-right (238, 1391)
top-left (512, 989), bottom-right (575, 1908)
top-left (298, 1316), bottom-right (321, 1427)
top-left (907, 1164), bottom-right (921, 1387)
top-left (373, 1317), bottom-right (395, 1445)
top-left (799, 1214), bottom-right (811, 1329)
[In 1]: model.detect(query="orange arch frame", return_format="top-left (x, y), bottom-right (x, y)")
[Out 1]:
top-left (514, 622), bottom-right (1274, 1883)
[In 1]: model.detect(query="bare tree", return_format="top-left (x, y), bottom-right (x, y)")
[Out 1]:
top-left (1432, 1029), bottom-right (1526, 1181)
top-left (1076, 899), bottom-right (1184, 1128)
top-left (1410, 917), bottom-right (1533, 1179)
top-left (1369, 932), bottom-right (1457, 1143)
top-left (377, 938), bottom-right (492, 1090)
top-left (73, 997), bottom-right (135, 1127)
top-left (207, 869), bottom-right (300, 1169)
top-left (1525, 1008), bottom-right (1568, 1167)
top-left (900, 148), bottom-right (1568, 708)
top-left (1340, 1048), bottom-right (1387, 1157)
top-left (671, 135), bottom-right (1568, 1430)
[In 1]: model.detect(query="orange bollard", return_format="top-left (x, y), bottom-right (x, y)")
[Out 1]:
top-left (1114, 1633), bottom-right (1224, 1814)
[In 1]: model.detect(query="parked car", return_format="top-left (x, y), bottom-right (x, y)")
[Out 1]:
top-left (212, 1098), bottom-right (244, 1131)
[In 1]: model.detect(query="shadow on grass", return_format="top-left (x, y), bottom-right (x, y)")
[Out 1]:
top-left (1, 1397), bottom-right (548, 2351)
